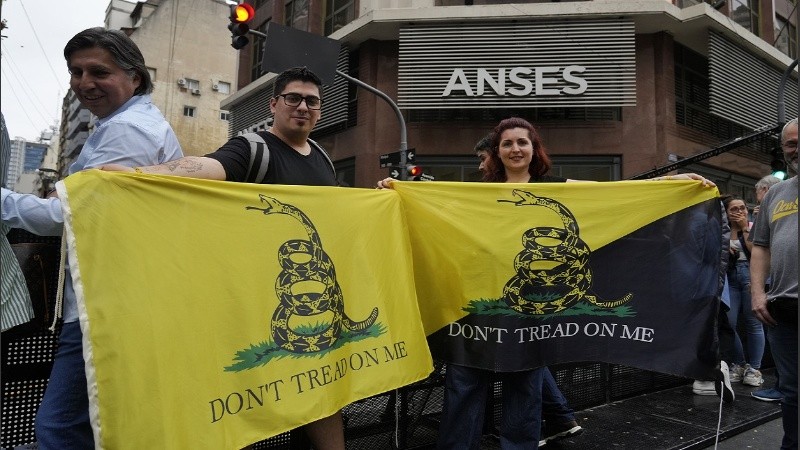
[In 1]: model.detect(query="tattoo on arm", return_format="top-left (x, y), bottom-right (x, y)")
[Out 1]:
top-left (165, 157), bottom-right (205, 173)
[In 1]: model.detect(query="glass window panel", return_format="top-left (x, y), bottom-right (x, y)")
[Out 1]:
top-left (217, 82), bottom-right (231, 94)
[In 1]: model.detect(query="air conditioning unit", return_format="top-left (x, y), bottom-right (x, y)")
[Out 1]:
top-left (191, 89), bottom-right (201, 96)
top-left (177, 78), bottom-right (187, 87)
top-left (211, 83), bottom-right (219, 91)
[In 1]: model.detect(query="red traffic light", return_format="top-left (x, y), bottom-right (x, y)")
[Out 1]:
top-left (406, 165), bottom-right (423, 177)
top-left (230, 3), bottom-right (255, 23)
top-left (229, 3), bottom-right (255, 49)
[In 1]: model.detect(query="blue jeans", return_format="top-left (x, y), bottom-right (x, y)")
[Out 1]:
top-left (35, 321), bottom-right (93, 449)
top-left (768, 314), bottom-right (797, 449)
top-left (726, 261), bottom-right (765, 368)
top-left (542, 368), bottom-right (575, 427)
top-left (437, 364), bottom-right (544, 450)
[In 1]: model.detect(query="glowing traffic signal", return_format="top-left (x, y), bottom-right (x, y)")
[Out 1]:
top-left (406, 165), bottom-right (423, 180)
top-left (228, 3), bottom-right (255, 50)
top-left (771, 156), bottom-right (787, 180)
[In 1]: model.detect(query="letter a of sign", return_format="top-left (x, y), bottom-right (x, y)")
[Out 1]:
top-left (442, 69), bottom-right (474, 97)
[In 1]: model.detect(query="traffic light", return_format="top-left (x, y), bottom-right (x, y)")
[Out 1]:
top-left (771, 154), bottom-right (787, 180)
top-left (228, 3), bottom-right (255, 50)
top-left (406, 164), bottom-right (423, 181)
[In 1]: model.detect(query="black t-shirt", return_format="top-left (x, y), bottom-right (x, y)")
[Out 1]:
top-left (205, 131), bottom-right (337, 186)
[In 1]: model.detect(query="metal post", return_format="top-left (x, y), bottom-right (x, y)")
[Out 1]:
top-left (776, 60), bottom-right (798, 125)
top-left (334, 70), bottom-right (409, 179)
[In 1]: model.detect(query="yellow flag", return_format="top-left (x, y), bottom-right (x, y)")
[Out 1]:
top-left (393, 180), bottom-right (722, 378)
top-left (58, 171), bottom-right (432, 449)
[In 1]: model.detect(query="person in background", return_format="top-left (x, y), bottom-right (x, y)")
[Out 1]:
top-left (721, 195), bottom-right (765, 387)
top-left (1, 28), bottom-right (183, 448)
top-left (752, 175), bottom-right (781, 216)
top-left (747, 174), bottom-right (783, 402)
top-left (474, 133), bottom-right (584, 447)
top-left (750, 118), bottom-right (797, 449)
top-left (0, 111), bottom-right (34, 331)
top-left (378, 118), bottom-right (715, 448)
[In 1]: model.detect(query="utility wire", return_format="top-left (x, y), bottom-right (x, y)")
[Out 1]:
top-left (1, 62), bottom-right (52, 126)
top-left (18, 0), bottom-right (62, 86)
top-left (1, 69), bottom-right (40, 135)
top-left (1, 40), bottom-right (56, 124)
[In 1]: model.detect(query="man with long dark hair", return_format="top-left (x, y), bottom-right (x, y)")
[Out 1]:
top-left (1, 27), bottom-right (183, 448)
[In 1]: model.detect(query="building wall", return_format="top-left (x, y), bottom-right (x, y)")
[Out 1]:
top-left (315, 32), bottom-right (772, 186)
top-left (106, 0), bottom-right (137, 29)
top-left (6, 138), bottom-right (25, 190)
top-left (58, 90), bottom-right (92, 178)
top-left (228, 1), bottom-right (797, 189)
top-left (127, 0), bottom-right (238, 155)
top-left (22, 142), bottom-right (48, 172)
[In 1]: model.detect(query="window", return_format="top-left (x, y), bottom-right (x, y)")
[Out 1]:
top-left (184, 106), bottom-right (196, 117)
top-left (251, 21), bottom-right (269, 81)
top-left (147, 67), bottom-right (156, 82)
top-left (324, 0), bottom-right (355, 35)
top-left (216, 81), bottom-right (231, 94)
top-left (683, 164), bottom-right (758, 207)
top-left (220, 111), bottom-right (230, 121)
top-left (549, 156), bottom-right (620, 181)
top-left (775, 16), bottom-right (797, 59)
top-left (285, 0), bottom-right (309, 30)
top-left (674, 43), bottom-right (777, 153)
top-left (185, 78), bottom-right (200, 90)
top-left (730, 0), bottom-right (759, 35)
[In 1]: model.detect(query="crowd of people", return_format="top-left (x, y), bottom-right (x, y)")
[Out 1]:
top-left (1, 26), bottom-right (797, 450)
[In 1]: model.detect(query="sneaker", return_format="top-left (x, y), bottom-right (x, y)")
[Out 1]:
top-left (692, 380), bottom-right (717, 396)
top-left (715, 361), bottom-right (735, 403)
top-left (539, 420), bottom-right (584, 447)
top-left (742, 365), bottom-right (764, 386)
top-left (751, 388), bottom-right (783, 402)
top-left (728, 363), bottom-right (745, 383)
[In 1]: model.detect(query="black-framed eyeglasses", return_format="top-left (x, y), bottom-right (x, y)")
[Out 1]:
top-left (276, 93), bottom-right (323, 110)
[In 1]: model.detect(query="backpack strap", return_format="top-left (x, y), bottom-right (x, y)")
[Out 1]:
top-left (308, 138), bottom-right (337, 178)
top-left (240, 133), bottom-right (336, 184)
top-left (240, 132), bottom-right (270, 184)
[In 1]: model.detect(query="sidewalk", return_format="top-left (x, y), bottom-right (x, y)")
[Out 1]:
top-left (479, 369), bottom-right (782, 449)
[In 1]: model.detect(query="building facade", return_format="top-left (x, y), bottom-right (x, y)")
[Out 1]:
top-left (5, 137), bottom-right (25, 190)
top-left (116, 0), bottom-right (238, 155)
top-left (222, 0), bottom-right (799, 200)
top-left (7, 136), bottom-right (52, 194)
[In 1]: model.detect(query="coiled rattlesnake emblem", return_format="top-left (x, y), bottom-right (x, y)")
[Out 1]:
top-left (497, 189), bottom-right (633, 315)
top-left (247, 194), bottom-right (379, 353)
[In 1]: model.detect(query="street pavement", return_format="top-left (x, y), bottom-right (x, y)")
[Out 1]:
top-left (702, 417), bottom-right (784, 449)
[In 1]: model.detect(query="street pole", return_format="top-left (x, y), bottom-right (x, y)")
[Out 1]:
top-left (333, 70), bottom-right (409, 179)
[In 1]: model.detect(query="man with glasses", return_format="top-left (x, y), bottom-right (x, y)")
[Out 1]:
top-left (109, 66), bottom-right (334, 187)
top-left (103, 66), bottom-right (344, 449)
top-left (750, 118), bottom-right (798, 449)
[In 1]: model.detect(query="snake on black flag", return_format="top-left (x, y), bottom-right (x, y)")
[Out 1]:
top-left (498, 189), bottom-right (633, 315)
top-left (247, 194), bottom-right (379, 353)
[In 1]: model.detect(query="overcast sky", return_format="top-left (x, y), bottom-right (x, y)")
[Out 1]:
top-left (1, 0), bottom-right (115, 141)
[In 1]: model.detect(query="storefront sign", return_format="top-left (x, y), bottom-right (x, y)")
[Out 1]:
top-left (398, 20), bottom-right (635, 109)
top-left (441, 66), bottom-right (588, 97)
